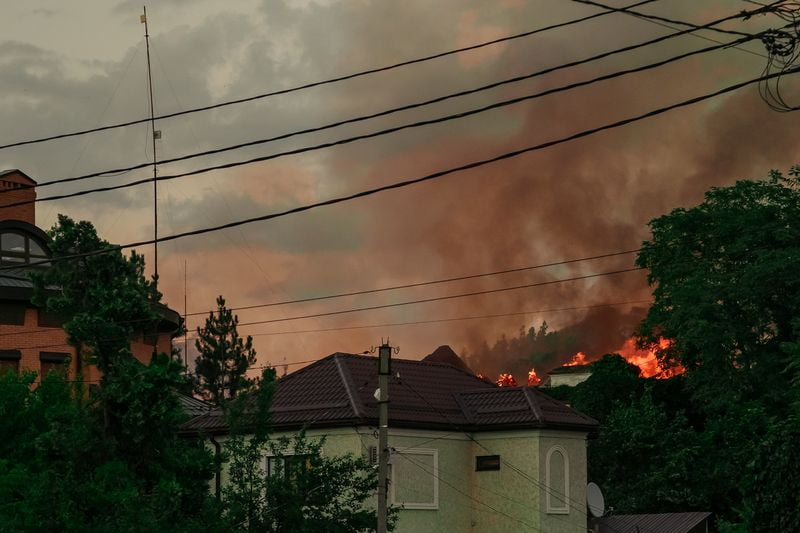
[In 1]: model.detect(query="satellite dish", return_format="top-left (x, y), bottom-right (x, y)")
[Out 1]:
top-left (587, 482), bottom-right (605, 518)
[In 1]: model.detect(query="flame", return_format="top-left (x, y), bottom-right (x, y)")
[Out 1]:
top-left (562, 337), bottom-right (681, 379)
top-left (615, 337), bottom-right (681, 379)
top-left (527, 368), bottom-right (541, 387)
top-left (564, 352), bottom-right (589, 367)
top-left (496, 373), bottom-right (517, 387)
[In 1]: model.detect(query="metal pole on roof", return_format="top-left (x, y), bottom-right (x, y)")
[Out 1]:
top-left (141, 6), bottom-right (160, 290)
top-left (377, 342), bottom-right (392, 533)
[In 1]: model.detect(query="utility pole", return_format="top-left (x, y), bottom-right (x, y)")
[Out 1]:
top-left (377, 341), bottom-right (392, 533)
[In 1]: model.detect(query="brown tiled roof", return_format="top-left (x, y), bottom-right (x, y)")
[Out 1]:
top-left (590, 512), bottom-right (712, 533)
top-left (181, 352), bottom-right (598, 435)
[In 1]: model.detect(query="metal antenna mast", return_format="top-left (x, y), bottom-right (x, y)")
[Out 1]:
top-left (141, 6), bottom-right (159, 288)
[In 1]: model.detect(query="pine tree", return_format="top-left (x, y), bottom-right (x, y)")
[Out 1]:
top-left (194, 296), bottom-right (257, 405)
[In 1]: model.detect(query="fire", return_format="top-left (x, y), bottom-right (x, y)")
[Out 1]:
top-left (494, 369), bottom-right (541, 387)
top-left (496, 373), bottom-right (517, 387)
top-left (561, 338), bottom-right (681, 379)
top-left (615, 337), bottom-right (681, 379)
top-left (564, 352), bottom-right (589, 367)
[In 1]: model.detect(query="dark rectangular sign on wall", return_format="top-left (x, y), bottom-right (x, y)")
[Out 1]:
top-left (476, 455), bottom-right (501, 471)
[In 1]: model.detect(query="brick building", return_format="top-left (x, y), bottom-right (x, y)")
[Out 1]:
top-left (0, 169), bottom-right (180, 381)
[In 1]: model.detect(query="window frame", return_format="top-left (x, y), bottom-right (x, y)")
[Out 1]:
top-left (0, 350), bottom-right (21, 375)
top-left (0, 231), bottom-right (49, 266)
top-left (390, 447), bottom-right (439, 510)
top-left (545, 445), bottom-right (570, 514)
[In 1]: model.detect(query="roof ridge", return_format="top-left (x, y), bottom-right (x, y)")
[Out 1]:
top-left (334, 353), bottom-right (363, 419)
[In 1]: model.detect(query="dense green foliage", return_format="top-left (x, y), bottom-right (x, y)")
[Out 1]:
top-left (0, 216), bottom-right (219, 531)
top-left (219, 366), bottom-right (386, 532)
top-left (556, 168), bottom-right (800, 532)
top-left (1, 216), bottom-right (385, 531)
top-left (194, 295), bottom-right (258, 405)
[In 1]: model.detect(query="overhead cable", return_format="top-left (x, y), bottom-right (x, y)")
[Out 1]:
top-left (1, 65), bottom-right (797, 273)
top-left (9, 3), bottom-right (776, 199)
top-left (0, 0), bottom-right (658, 151)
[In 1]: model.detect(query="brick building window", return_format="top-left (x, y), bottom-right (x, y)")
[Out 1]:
top-left (0, 350), bottom-right (21, 374)
top-left (40, 352), bottom-right (70, 377)
top-left (0, 302), bottom-right (26, 325)
top-left (0, 231), bottom-right (48, 266)
top-left (38, 309), bottom-right (65, 328)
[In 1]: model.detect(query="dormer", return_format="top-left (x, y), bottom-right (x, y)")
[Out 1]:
top-left (0, 220), bottom-right (50, 267)
top-left (0, 169), bottom-right (37, 225)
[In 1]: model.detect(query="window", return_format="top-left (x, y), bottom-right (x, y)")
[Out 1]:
top-left (40, 352), bottom-right (70, 377)
top-left (545, 446), bottom-right (570, 514)
top-left (391, 448), bottom-right (438, 510)
top-left (0, 350), bottom-right (21, 374)
top-left (38, 309), bottom-right (65, 328)
top-left (476, 455), bottom-right (501, 471)
top-left (0, 231), bottom-right (48, 266)
top-left (0, 303), bottom-right (26, 325)
top-left (266, 454), bottom-right (311, 480)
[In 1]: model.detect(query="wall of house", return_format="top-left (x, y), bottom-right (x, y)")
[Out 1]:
top-left (211, 426), bottom-right (589, 533)
top-left (0, 305), bottom-right (174, 383)
top-left (549, 372), bottom-right (592, 387)
top-left (536, 429), bottom-right (590, 533)
top-left (0, 306), bottom-right (77, 380)
top-left (0, 172), bottom-right (36, 224)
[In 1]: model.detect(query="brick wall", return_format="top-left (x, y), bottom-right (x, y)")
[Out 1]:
top-left (0, 171), bottom-right (36, 224)
top-left (0, 306), bottom-right (174, 383)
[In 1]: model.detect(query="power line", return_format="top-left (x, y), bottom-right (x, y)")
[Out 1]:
top-left (2, 64), bottom-right (795, 275)
top-left (185, 249), bottom-right (639, 317)
top-left (399, 379), bottom-right (633, 533)
top-left (8, 3), bottom-right (775, 200)
top-left (573, 0), bottom-right (757, 37)
top-left (0, 0), bottom-right (659, 152)
top-left (0, 247), bottom-right (641, 341)
top-left (240, 300), bottom-right (653, 337)
top-left (577, 0), bottom-right (772, 59)
top-left (234, 268), bottom-right (643, 327)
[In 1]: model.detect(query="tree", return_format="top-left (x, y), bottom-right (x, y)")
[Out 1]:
top-left (31, 215), bottom-right (160, 377)
top-left (636, 167), bottom-right (800, 412)
top-left (569, 354), bottom-right (642, 421)
top-left (219, 370), bottom-right (389, 532)
top-left (194, 296), bottom-right (257, 405)
top-left (8, 215), bottom-right (222, 531)
top-left (587, 390), bottom-right (705, 514)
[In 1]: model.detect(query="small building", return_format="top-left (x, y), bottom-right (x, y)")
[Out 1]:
top-left (183, 352), bottom-right (598, 533)
top-left (590, 511), bottom-right (711, 533)
top-left (0, 169), bottom-right (180, 381)
top-left (545, 364), bottom-right (593, 388)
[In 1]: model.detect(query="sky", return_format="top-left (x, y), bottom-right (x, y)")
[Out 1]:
top-left (0, 0), bottom-right (797, 376)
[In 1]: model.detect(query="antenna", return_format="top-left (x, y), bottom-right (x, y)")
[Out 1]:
top-left (586, 482), bottom-right (606, 518)
top-left (141, 6), bottom-right (159, 288)
top-left (184, 259), bottom-right (188, 369)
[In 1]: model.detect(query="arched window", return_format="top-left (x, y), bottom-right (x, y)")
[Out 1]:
top-left (0, 231), bottom-right (48, 266)
top-left (545, 445), bottom-right (570, 514)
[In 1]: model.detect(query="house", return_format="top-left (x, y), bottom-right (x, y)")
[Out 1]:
top-left (183, 352), bottom-right (599, 533)
top-left (0, 169), bottom-right (181, 381)
top-left (545, 363), bottom-right (593, 387)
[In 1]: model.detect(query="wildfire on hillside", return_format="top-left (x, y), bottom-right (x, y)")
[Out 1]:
top-left (614, 337), bottom-right (681, 378)
top-left (489, 337), bottom-right (681, 386)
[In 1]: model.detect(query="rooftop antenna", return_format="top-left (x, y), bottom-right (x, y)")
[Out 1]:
top-left (141, 6), bottom-right (160, 289)
top-left (184, 259), bottom-right (188, 369)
